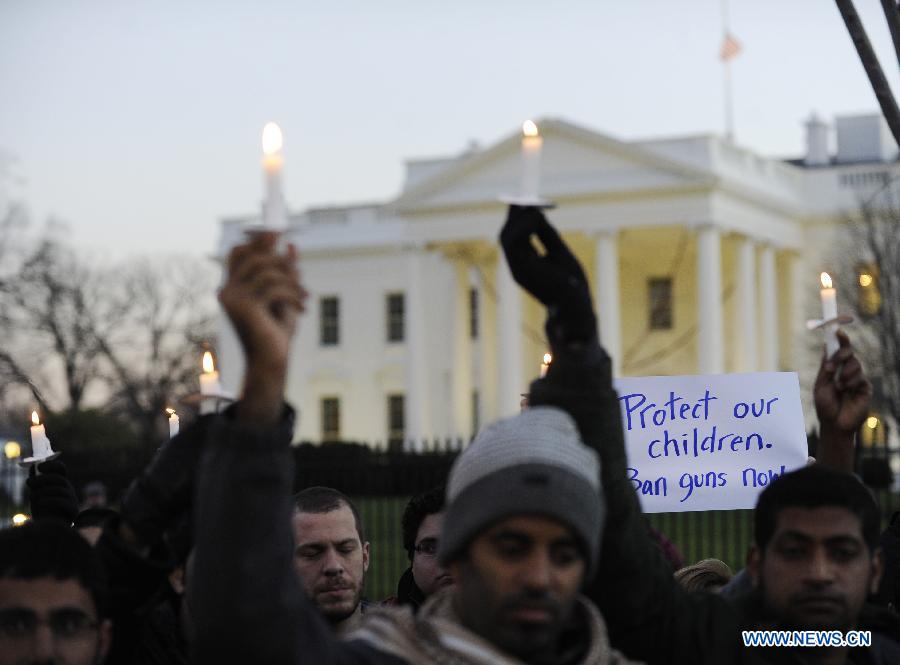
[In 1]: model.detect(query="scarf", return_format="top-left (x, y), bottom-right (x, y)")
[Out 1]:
top-left (349, 590), bottom-right (641, 665)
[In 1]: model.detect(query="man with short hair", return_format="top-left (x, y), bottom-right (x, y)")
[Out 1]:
top-left (748, 465), bottom-right (884, 634)
top-left (0, 521), bottom-right (112, 665)
top-left (384, 485), bottom-right (453, 610)
top-left (292, 486), bottom-right (370, 634)
top-left (189, 229), bottom-right (637, 664)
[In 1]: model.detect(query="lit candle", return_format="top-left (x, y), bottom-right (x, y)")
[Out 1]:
top-left (29, 411), bottom-right (56, 461)
top-left (200, 351), bottom-right (221, 414)
top-left (261, 121), bottom-right (287, 231)
top-left (540, 352), bottom-right (552, 378)
top-left (166, 408), bottom-right (180, 438)
top-left (819, 272), bottom-right (839, 358)
top-left (520, 120), bottom-right (543, 200)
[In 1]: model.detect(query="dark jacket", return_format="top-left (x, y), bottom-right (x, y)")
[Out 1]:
top-left (189, 412), bottom-right (407, 665)
top-left (188, 402), bottom-right (633, 664)
top-left (528, 343), bottom-right (900, 665)
top-left (381, 568), bottom-right (426, 612)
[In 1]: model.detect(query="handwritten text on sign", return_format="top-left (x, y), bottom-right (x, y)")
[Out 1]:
top-left (613, 372), bottom-right (808, 513)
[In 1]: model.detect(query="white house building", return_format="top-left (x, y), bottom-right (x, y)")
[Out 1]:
top-left (215, 113), bottom-right (896, 448)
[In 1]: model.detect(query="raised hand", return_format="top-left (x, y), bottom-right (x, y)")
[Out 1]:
top-left (218, 232), bottom-right (307, 424)
top-left (813, 330), bottom-right (873, 471)
top-left (26, 460), bottom-right (79, 525)
top-left (499, 206), bottom-right (597, 349)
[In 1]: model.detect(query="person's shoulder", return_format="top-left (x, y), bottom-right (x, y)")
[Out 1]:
top-left (344, 605), bottom-right (417, 665)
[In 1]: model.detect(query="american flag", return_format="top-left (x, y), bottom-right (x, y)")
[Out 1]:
top-left (720, 32), bottom-right (742, 61)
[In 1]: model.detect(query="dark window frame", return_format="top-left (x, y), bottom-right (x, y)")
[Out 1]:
top-left (321, 397), bottom-right (341, 442)
top-left (320, 296), bottom-right (340, 346)
top-left (386, 292), bottom-right (405, 343)
top-left (648, 277), bottom-right (673, 330)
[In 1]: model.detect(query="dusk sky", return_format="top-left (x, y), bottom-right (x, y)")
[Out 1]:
top-left (3, 0), bottom-right (900, 259)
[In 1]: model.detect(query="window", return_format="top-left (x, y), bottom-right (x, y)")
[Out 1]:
top-left (386, 293), bottom-right (405, 342)
top-left (387, 394), bottom-right (405, 446)
top-left (321, 397), bottom-right (341, 442)
top-left (857, 264), bottom-right (882, 316)
top-left (648, 278), bottom-right (673, 330)
top-left (469, 287), bottom-right (479, 339)
top-left (320, 296), bottom-right (340, 346)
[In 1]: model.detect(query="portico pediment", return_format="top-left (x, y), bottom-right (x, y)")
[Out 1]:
top-left (393, 119), bottom-right (715, 213)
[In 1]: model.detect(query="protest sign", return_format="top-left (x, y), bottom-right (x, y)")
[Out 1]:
top-left (613, 372), bottom-right (808, 513)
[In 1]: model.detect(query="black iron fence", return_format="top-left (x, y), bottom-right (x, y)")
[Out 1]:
top-left (3, 435), bottom-right (898, 602)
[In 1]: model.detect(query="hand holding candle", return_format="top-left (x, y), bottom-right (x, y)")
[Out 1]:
top-left (819, 272), bottom-right (840, 358)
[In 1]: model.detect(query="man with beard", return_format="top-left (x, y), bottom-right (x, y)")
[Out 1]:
top-left (292, 487), bottom-right (370, 635)
top-left (384, 485), bottom-right (454, 610)
top-left (743, 466), bottom-right (888, 658)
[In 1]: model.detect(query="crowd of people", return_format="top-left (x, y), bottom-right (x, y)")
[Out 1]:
top-left (3, 205), bottom-right (900, 664)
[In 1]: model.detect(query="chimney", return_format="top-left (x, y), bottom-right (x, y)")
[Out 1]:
top-left (835, 113), bottom-right (898, 163)
top-left (804, 112), bottom-right (830, 166)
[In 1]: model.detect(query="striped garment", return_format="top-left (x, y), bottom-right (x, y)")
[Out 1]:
top-left (348, 590), bottom-right (642, 665)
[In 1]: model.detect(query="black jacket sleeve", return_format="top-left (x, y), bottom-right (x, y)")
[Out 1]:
top-left (528, 344), bottom-right (741, 665)
top-left (188, 410), bottom-right (406, 665)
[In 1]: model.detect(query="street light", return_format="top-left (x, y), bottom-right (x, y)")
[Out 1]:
top-left (4, 441), bottom-right (21, 459)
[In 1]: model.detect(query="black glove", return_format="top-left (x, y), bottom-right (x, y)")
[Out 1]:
top-left (499, 205), bottom-right (597, 348)
top-left (26, 460), bottom-right (79, 525)
top-left (120, 415), bottom-right (214, 550)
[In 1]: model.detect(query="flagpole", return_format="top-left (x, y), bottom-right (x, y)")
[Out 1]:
top-left (723, 57), bottom-right (734, 143)
top-left (722, 0), bottom-right (735, 143)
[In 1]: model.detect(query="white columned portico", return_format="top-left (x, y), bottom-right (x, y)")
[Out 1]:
top-left (497, 255), bottom-right (524, 417)
top-left (759, 245), bottom-right (779, 372)
top-left (735, 236), bottom-right (758, 372)
top-left (452, 259), bottom-right (473, 439)
top-left (594, 230), bottom-right (622, 376)
top-left (696, 224), bottom-right (724, 374)
top-left (404, 246), bottom-right (432, 448)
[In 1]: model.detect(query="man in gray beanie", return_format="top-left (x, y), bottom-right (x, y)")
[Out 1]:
top-left (439, 405), bottom-right (604, 578)
top-left (189, 224), bottom-right (637, 665)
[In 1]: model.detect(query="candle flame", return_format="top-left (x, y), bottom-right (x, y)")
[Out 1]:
top-left (165, 408), bottom-right (177, 416)
top-left (542, 353), bottom-right (552, 364)
top-left (31, 411), bottom-right (40, 426)
top-left (522, 120), bottom-right (539, 138)
top-left (202, 351), bottom-right (215, 374)
top-left (262, 122), bottom-right (283, 155)
top-left (820, 272), bottom-right (833, 289)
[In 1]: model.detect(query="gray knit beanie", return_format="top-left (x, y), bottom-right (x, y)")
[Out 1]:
top-left (439, 406), bottom-right (604, 578)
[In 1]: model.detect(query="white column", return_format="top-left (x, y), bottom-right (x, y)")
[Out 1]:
top-left (696, 224), bottom-right (724, 374)
top-left (594, 230), bottom-right (622, 376)
top-left (477, 260), bottom-right (499, 425)
top-left (405, 247), bottom-right (432, 448)
top-left (735, 236), bottom-right (758, 372)
top-left (452, 260), bottom-right (473, 439)
top-left (497, 256), bottom-right (524, 417)
top-left (759, 244), bottom-right (779, 372)
top-left (784, 252), bottom-right (802, 371)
